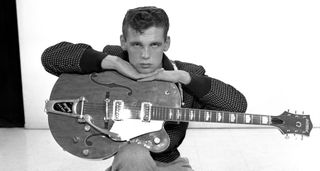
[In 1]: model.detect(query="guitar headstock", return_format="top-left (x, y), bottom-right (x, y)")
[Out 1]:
top-left (271, 111), bottom-right (313, 137)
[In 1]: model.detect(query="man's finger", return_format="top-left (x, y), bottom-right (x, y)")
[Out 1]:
top-left (136, 68), bottom-right (164, 79)
top-left (137, 75), bottom-right (156, 82)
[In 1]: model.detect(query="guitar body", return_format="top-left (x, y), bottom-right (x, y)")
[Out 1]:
top-left (47, 71), bottom-right (181, 159)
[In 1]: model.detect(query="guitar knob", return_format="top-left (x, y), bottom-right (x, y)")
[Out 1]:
top-left (84, 125), bottom-right (91, 132)
top-left (82, 149), bottom-right (90, 156)
top-left (73, 136), bottom-right (80, 143)
top-left (153, 137), bottom-right (160, 144)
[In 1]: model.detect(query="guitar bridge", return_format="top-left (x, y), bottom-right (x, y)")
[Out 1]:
top-left (45, 97), bottom-right (86, 119)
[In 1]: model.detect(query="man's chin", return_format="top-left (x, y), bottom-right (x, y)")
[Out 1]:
top-left (137, 68), bottom-right (155, 74)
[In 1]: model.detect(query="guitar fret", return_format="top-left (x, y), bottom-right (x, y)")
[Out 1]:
top-left (169, 108), bottom-right (173, 120)
top-left (176, 109), bottom-right (181, 121)
top-left (259, 115), bottom-right (262, 125)
top-left (184, 109), bottom-right (187, 121)
top-left (211, 111), bottom-right (216, 122)
top-left (223, 112), bottom-right (228, 123)
top-left (190, 109), bottom-right (194, 121)
top-left (201, 110), bottom-right (204, 122)
top-left (152, 107), bottom-right (272, 127)
top-left (156, 107), bottom-right (159, 120)
top-left (152, 108), bottom-right (155, 120)
top-left (216, 112), bottom-right (219, 122)
top-left (237, 113), bottom-right (244, 124)
top-left (235, 113), bottom-right (238, 123)
top-left (253, 115), bottom-right (260, 124)
top-left (211, 111), bottom-right (214, 122)
top-left (160, 107), bottom-right (164, 120)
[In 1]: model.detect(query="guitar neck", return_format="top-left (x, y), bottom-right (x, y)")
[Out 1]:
top-left (150, 106), bottom-right (272, 126)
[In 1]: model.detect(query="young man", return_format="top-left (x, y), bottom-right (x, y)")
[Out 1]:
top-left (42, 6), bottom-right (247, 171)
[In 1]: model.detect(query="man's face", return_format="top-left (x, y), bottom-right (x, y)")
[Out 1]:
top-left (121, 26), bottom-right (170, 74)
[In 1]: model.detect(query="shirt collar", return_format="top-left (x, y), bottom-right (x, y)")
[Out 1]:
top-left (162, 53), bottom-right (174, 71)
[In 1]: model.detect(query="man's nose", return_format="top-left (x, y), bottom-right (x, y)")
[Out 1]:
top-left (141, 47), bottom-right (150, 59)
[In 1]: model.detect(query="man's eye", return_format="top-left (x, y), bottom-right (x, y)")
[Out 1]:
top-left (131, 43), bottom-right (141, 47)
top-left (151, 43), bottom-right (160, 48)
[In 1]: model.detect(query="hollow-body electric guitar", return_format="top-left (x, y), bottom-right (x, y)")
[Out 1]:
top-left (45, 71), bottom-right (313, 160)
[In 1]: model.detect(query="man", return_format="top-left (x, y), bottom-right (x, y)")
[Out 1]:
top-left (42, 6), bottom-right (247, 171)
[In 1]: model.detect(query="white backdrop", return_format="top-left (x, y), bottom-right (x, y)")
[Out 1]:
top-left (16, 0), bottom-right (320, 129)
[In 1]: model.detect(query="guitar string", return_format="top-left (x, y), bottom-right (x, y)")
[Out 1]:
top-left (82, 103), bottom-right (250, 123)
top-left (83, 103), bottom-right (266, 118)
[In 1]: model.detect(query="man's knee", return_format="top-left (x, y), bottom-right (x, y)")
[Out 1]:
top-left (115, 144), bottom-right (152, 163)
top-left (111, 144), bottom-right (157, 171)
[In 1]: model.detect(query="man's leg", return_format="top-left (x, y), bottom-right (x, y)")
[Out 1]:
top-left (156, 157), bottom-right (194, 171)
top-left (105, 144), bottom-right (194, 171)
top-left (107, 144), bottom-right (158, 171)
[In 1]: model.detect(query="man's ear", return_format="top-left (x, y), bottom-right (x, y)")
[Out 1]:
top-left (164, 36), bottom-right (171, 52)
top-left (120, 35), bottom-right (127, 50)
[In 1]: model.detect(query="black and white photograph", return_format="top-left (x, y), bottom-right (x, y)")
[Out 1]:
top-left (1, 0), bottom-right (319, 170)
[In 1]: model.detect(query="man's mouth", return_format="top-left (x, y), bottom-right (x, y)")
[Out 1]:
top-left (140, 63), bottom-right (152, 68)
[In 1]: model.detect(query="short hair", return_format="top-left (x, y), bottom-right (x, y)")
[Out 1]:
top-left (122, 6), bottom-right (170, 40)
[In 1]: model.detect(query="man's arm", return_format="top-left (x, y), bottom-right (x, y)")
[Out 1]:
top-left (176, 61), bottom-right (248, 113)
top-left (41, 42), bottom-right (161, 79)
top-left (41, 41), bottom-right (106, 76)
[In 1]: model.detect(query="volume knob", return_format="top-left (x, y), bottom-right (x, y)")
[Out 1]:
top-left (153, 137), bottom-right (161, 144)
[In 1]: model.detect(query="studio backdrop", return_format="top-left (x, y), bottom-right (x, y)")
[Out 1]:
top-left (16, 0), bottom-right (320, 128)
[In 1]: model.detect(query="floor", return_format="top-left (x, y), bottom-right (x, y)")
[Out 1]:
top-left (0, 128), bottom-right (319, 171)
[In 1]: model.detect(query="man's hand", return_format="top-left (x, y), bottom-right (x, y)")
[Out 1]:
top-left (101, 55), bottom-right (163, 80)
top-left (138, 69), bottom-right (191, 85)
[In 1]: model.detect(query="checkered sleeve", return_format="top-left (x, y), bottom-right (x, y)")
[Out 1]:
top-left (41, 41), bottom-right (106, 76)
top-left (175, 60), bottom-right (247, 113)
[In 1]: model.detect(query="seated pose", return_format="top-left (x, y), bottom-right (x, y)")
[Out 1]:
top-left (42, 6), bottom-right (247, 171)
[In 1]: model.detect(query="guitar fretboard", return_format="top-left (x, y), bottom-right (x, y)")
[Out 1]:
top-left (150, 106), bottom-right (271, 126)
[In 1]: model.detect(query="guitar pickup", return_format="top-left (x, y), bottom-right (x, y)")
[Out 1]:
top-left (140, 102), bottom-right (152, 122)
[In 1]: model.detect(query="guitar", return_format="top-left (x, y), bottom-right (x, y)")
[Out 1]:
top-left (45, 71), bottom-right (313, 160)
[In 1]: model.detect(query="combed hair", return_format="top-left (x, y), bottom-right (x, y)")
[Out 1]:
top-left (122, 6), bottom-right (169, 40)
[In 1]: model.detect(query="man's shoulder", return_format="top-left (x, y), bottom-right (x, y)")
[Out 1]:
top-left (174, 60), bottom-right (206, 75)
top-left (102, 45), bottom-right (128, 59)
